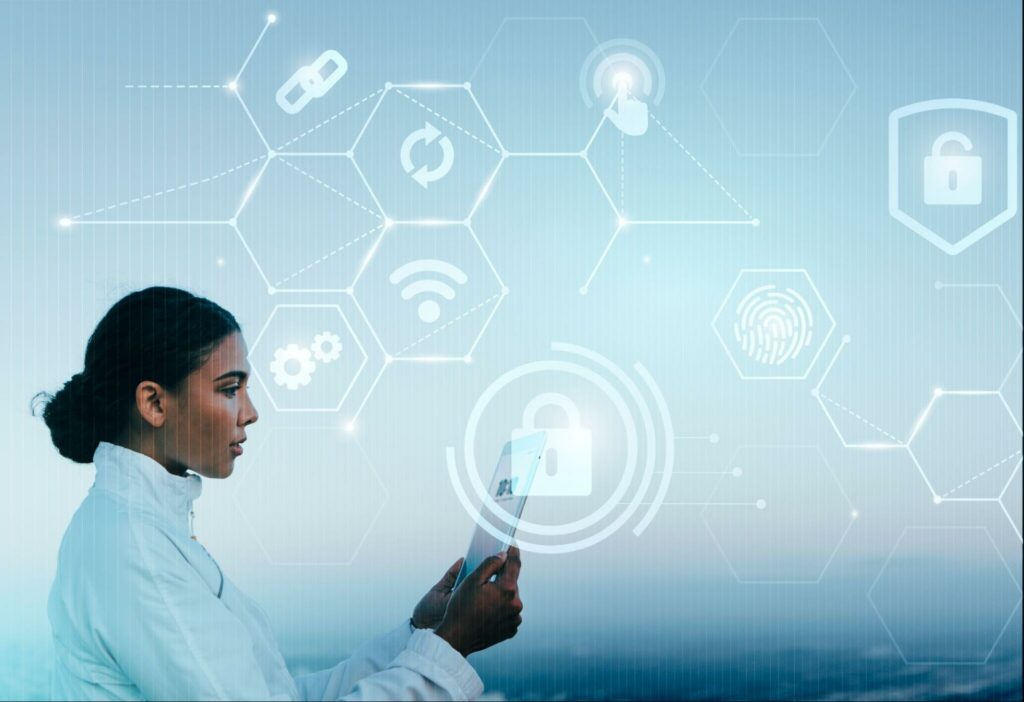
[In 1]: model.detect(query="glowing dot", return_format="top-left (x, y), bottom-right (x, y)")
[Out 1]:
top-left (266, 149), bottom-right (277, 159)
top-left (383, 354), bottom-right (394, 365)
top-left (383, 217), bottom-right (394, 229)
top-left (463, 355), bottom-right (473, 364)
top-left (58, 217), bottom-right (72, 228)
top-left (579, 286), bottom-right (589, 296)
top-left (462, 82), bottom-right (472, 90)
top-left (228, 81), bottom-right (238, 92)
top-left (709, 433), bottom-right (720, 444)
top-left (751, 218), bottom-right (761, 227)
top-left (343, 150), bottom-right (354, 159)
top-left (933, 387), bottom-right (944, 397)
top-left (344, 422), bottom-right (356, 433)
top-left (267, 286), bottom-right (277, 295)
top-left (842, 334), bottom-right (851, 343)
top-left (613, 72), bottom-right (632, 90)
top-left (732, 467), bottom-right (743, 478)
top-left (216, 257), bottom-right (226, 268)
top-left (642, 255), bottom-right (652, 265)
top-left (810, 387), bottom-right (820, 397)
top-left (851, 510), bottom-right (859, 519)
top-left (228, 217), bottom-right (238, 227)
top-left (343, 287), bottom-right (353, 296)
top-left (934, 280), bottom-right (944, 290)
top-left (756, 499), bottom-right (767, 510)
top-left (933, 495), bottom-right (943, 504)
top-left (417, 300), bottom-right (441, 323)
top-left (618, 216), bottom-right (629, 227)
top-left (266, 13), bottom-right (277, 23)
top-left (501, 286), bottom-right (510, 295)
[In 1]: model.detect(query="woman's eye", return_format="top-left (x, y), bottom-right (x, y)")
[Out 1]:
top-left (222, 386), bottom-right (240, 397)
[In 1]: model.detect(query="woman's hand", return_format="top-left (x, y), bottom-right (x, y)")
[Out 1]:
top-left (411, 557), bottom-right (464, 629)
top-left (434, 547), bottom-right (523, 657)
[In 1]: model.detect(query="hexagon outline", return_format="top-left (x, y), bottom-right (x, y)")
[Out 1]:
top-left (888, 99), bottom-right (1019, 256)
top-left (906, 389), bottom-right (1023, 502)
top-left (999, 459), bottom-right (1023, 543)
top-left (700, 17), bottom-right (857, 157)
top-left (232, 427), bottom-right (389, 566)
top-left (350, 83), bottom-right (505, 222)
top-left (701, 444), bottom-right (857, 585)
top-left (248, 303), bottom-right (369, 412)
top-left (712, 268), bottom-right (837, 380)
top-left (866, 525), bottom-right (1023, 665)
top-left (349, 223), bottom-right (507, 363)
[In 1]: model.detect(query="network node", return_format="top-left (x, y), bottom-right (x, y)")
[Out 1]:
top-left (500, 149), bottom-right (510, 159)
top-left (731, 466), bottom-right (743, 478)
top-left (933, 495), bottom-right (943, 504)
top-left (267, 286), bottom-right (277, 295)
top-left (842, 334), bottom-right (851, 344)
top-left (751, 218), bottom-right (761, 227)
top-left (343, 287), bottom-right (353, 296)
top-left (266, 149), bottom-right (277, 159)
top-left (383, 354), bottom-right (394, 365)
top-left (216, 257), bottom-right (226, 268)
top-left (933, 387), bottom-right (944, 397)
top-left (642, 255), bottom-right (652, 265)
top-left (344, 421), bottom-right (356, 433)
top-left (809, 387), bottom-right (820, 397)
top-left (579, 286), bottom-right (589, 296)
top-left (58, 217), bottom-right (72, 228)
top-left (343, 150), bottom-right (354, 159)
top-left (266, 13), bottom-right (277, 24)
top-left (934, 280), bottom-right (944, 290)
top-left (383, 217), bottom-right (394, 229)
top-left (462, 82), bottom-right (472, 90)
top-left (709, 433), bottom-right (720, 444)
top-left (227, 81), bottom-right (238, 92)
top-left (463, 355), bottom-right (473, 364)
top-left (756, 499), bottom-right (767, 510)
top-left (851, 509), bottom-right (859, 519)
top-left (228, 217), bottom-right (237, 227)
top-left (384, 81), bottom-right (394, 90)
top-left (618, 216), bottom-right (629, 228)
top-left (501, 286), bottom-right (510, 295)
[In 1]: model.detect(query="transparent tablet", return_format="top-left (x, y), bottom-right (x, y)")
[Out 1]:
top-left (453, 431), bottom-right (547, 590)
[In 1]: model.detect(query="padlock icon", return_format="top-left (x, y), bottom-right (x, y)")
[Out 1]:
top-left (511, 393), bottom-right (593, 496)
top-left (924, 131), bottom-right (982, 205)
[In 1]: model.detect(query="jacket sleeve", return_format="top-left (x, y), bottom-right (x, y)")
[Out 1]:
top-left (97, 519), bottom-right (484, 700)
top-left (294, 624), bottom-right (484, 701)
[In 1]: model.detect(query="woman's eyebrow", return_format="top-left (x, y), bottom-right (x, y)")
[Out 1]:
top-left (213, 370), bottom-right (248, 382)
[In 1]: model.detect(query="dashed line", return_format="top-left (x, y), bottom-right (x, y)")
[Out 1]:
top-left (278, 159), bottom-right (382, 219)
top-left (394, 89), bottom-right (501, 154)
top-left (72, 155), bottom-right (267, 219)
top-left (942, 450), bottom-right (1023, 497)
top-left (273, 223), bottom-right (384, 287)
top-left (124, 84), bottom-right (230, 89)
top-left (276, 88), bottom-right (385, 150)
top-left (649, 113), bottom-right (753, 219)
top-left (819, 393), bottom-right (901, 443)
top-left (394, 293), bottom-right (501, 356)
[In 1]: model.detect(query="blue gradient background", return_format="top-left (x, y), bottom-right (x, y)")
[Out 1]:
top-left (2, 1), bottom-right (1022, 699)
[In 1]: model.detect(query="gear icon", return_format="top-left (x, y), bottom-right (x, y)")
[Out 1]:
top-left (311, 331), bottom-right (343, 364)
top-left (269, 344), bottom-right (316, 390)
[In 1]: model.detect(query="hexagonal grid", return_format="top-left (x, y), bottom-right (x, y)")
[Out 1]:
top-left (701, 444), bottom-right (857, 585)
top-left (713, 269), bottom-right (836, 381)
top-left (349, 222), bottom-right (508, 364)
top-left (233, 427), bottom-right (388, 566)
top-left (906, 389), bottom-right (1022, 504)
top-left (701, 17), bottom-right (856, 157)
top-left (867, 526), bottom-right (1022, 665)
top-left (1000, 460), bottom-right (1023, 542)
top-left (248, 303), bottom-right (368, 413)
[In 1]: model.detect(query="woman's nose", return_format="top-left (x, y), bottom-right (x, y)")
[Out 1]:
top-left (240, 394), bottom-right (259, 426)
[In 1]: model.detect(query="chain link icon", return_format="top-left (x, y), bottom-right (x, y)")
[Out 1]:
top-left (275, 49), bottom-right (348, 115)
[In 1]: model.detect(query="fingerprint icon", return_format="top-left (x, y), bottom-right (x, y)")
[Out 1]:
top-left (733, 285), bottom-right (814, 365)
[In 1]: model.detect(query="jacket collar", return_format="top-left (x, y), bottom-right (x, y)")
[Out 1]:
top-left (92, 441), bottom-right (202, 533)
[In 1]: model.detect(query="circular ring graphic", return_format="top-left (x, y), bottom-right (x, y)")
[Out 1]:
top-left (446, 343), bottom-right (673, 554)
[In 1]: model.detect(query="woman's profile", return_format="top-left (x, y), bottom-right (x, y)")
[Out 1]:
top-left (36, 286), bottom-right (523, 701)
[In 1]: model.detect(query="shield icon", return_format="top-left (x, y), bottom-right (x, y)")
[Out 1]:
top-left (889, 99), bottom-right (1018, 255)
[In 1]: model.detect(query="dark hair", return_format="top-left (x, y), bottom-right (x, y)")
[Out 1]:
top-left (33, 287), bottom-right (241, 463)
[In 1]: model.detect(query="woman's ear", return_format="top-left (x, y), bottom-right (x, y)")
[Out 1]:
top-left (135, 380), bottom-right (169, 428)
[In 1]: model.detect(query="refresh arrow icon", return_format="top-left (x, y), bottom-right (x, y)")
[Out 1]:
top-left (400, 121), bottom-right (455, 188)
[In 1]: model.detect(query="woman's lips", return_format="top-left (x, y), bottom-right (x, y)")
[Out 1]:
top-left (230, 443), bottom-right (243, 457)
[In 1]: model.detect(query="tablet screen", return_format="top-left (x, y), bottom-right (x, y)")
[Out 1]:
top-left (453, 431), bottom-right (546, 589)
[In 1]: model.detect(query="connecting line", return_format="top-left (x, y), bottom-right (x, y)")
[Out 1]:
top-left (392, 293), bottom-right (502, 357)
top-left (349, 363), bottom-right (389, 425)
top-left (277, 158), bottom-right (383, 218)
top-left (235, 16), bottom-right (274, 83)
top-left (935, 281), bottom-right (1023, 331)
top-left (276, 88), bottom-right (385, 150)
top-left (393, 89), bottom-right (502, 154)
top-left (68, 155), bottom-right (267, 220)
top-left (272, 223), bottom-right (385, 288)
top-left (648, 113), bottom-right (754, 220)
top-left (124, 84), bottom-right (231, 89)
top-left (67, 220), bottom-right (230, 226)
top-left (942, 450), bottom-right (1023, 498)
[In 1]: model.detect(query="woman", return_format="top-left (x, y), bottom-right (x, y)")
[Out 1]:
top-left (37, 287), bottom-right (522, 701)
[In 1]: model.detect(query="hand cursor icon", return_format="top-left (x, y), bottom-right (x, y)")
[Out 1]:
top-left (604, 83), bottom-right (649, 137)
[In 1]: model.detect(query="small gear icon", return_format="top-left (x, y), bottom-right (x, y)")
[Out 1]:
top-left (311, 331), bottom-right (343, 364)
top-left (269, 344), bottom-right (316, 390)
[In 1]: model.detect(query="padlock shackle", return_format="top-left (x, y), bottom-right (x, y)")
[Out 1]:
top-left (931, 131), bottom-right (974, 156)
top-left (521, 392), bottom-right (582, 430)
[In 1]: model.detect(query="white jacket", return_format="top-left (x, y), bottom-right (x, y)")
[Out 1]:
top-left (47, 442), bottom-right (485, 701)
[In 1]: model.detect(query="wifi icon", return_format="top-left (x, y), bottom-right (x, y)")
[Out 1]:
top-left (389, 259), bottom-right (468, 323)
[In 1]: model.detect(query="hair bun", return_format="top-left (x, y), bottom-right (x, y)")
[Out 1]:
top-left (39, 372), bottom-right (105, 464)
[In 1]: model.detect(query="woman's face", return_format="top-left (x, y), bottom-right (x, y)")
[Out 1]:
top-left (162, 332), bottom-right (258, 479)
